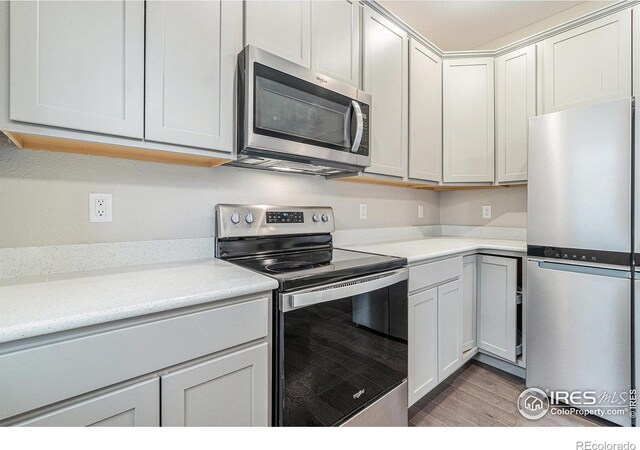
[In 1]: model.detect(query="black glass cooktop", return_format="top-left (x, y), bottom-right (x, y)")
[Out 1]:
top-left (228, 248), bottom-right (406, 292)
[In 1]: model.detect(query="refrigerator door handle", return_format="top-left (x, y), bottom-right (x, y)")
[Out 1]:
top-left (537, 261), bottom-right (631, 279)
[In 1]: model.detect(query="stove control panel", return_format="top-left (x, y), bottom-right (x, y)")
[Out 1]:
top-left (216, 204), bottom-right (334, 239)
top-left (266, 211), bottom-right (304, 224)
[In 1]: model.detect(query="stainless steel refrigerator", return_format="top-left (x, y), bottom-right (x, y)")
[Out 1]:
top-left (527, 97), bottom-right (633, 427)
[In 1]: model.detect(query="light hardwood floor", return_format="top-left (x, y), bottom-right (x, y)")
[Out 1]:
top-left (409, 362), bottom-right (612, 427)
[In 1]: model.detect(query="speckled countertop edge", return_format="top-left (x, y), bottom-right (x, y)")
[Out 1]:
top-left (0, 259), bottom-right (278, 345)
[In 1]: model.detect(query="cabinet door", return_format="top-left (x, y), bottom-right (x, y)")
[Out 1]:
top-left (443, 58), bottom-right (494, 183)
top-left (245, 0), bottom-right (311, 68)
top-left (363, 6), bottom-right (409, 178)
top-left (541, 9), bottom-right (631, 114)
top-left (9, 0), bottom-right (144, 138)
top-left (145, 0), bottom-right (241, 151)
top-left (408, 287), bottom-right (438, 406)
top-left (437, 278), bottom-right (463, 382)
top-left (15, 378), bottom-right (159, 427)
top-left (495, 45), bottom-right (536, 184)
top-left (161, 343), bottom-right (269, 426)
top-left (408, 38), bottom-right (442, 183)
top-left (462, 255), bottom-right (477, 352)
top-left (310, 0), bottom-right (360, 87)
top-left (477, 255), bottom-right (518, 363)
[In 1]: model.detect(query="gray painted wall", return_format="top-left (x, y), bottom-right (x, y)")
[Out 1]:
top-left (0, 134), bottom-right (529, 248)
top-left (0, 136), bottom-right (441, 248)
top-left (439, 187), bottom-right (527, 228)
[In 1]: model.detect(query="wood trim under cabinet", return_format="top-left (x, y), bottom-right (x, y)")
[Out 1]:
top-left (332, 174), bottom-right (526, 190)
top-left (333, 174), bottom-right (424, 188)
top-left (2, 132), bottom-right (231, 168)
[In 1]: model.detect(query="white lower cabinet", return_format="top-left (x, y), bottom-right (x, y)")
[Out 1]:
top-left (161, 343), bottom-right (269, 427)
top-left (0, 295), bottom-right (271, 427)
top-left (461, 255), bottom-right (477, 352)
top-left (408, 287), bottom-right (438, 406)
top-left (407, 257), bottom-right (463, 406)
top-left (15, 378), bottom-right (160, 427)
top-left (437, 279), bottom-right (463, 382)
top-left (477, 255), bottom-right (518, 363)
top-left (408, 253), bottom-right (525, 405)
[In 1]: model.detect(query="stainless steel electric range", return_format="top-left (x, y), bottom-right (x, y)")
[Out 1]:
top-left (215, 204), bottom-right (409, 427)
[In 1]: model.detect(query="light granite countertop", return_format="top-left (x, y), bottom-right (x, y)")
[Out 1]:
top-left (0, 259), bottom-right (278, 345)
top-left (0, 233), bottom-right (525, 345)
top-left (340, 236), bottom-right (527, 264)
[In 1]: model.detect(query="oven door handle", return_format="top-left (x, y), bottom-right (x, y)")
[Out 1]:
top-left (281, 268), bottom-right (408, 312)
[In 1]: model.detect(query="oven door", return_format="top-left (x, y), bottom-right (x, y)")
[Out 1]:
top-left (240, 46), bottom-right (370, 168)
top-left (276, 269), bottom-right (408, 426)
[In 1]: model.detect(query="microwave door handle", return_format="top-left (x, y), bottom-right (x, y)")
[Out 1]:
top-left (350, 100), bottom-right (363, 153)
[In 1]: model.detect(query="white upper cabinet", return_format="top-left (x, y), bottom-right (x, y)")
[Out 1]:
top-left (443, 58), bottom-right (495, 183)
top-left (145, 1), bottom-right (241, 152)
top-left (246, 1), bottom-right (360, 87)
top-left (363, 6), bottom-right (409, 178)
top-left (311, 0), bottom-right (360, 87)
top-left (408, 38), bottom-right (442, 183)
top-left (9, 0), bottom-right (144, 138)
top-left (495, 45), bottom-right (536, 184)
top-left (245, 0), bottom-right (311, 68)
top-left (540, 9), bottom-right (631, 114)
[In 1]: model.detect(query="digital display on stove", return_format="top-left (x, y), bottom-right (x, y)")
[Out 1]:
top-left (266, 211), bottom-right (304, 224)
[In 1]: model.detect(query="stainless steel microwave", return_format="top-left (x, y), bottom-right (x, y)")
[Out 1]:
top-left (234, 46), bottom-right (371, 176)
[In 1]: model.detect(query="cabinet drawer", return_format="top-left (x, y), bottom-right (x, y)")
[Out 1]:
top-left (409, 256), bottom-right (462, 293)
top-left (0, 296), bottom-right (269, 421)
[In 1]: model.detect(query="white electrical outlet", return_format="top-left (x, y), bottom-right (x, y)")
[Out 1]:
top-left (359, 204), bottom-right (368, 220)
top-left (90, 193), bottom-right (112, 223)
top-left (418, 205), bottom-right (424, 218)
top-left (482, 205), bottom-right (492, 219)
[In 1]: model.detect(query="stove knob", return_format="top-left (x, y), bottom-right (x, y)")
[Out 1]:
top-left (230, 212), bottom-right (241, 224)
top-left (321, 213), bottom-right (329, 222)
top-left (245, 212), bottom-right (254, 224)
top-left (312, 213), bottom-right (320, 222)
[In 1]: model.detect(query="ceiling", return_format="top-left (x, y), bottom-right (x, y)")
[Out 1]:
top-left (379, 1), bottom-right (615, 51)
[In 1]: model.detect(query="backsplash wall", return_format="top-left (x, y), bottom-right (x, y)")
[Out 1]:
top-left (0, 136), bottom-right (440, 248)
top-left (439, 187), bottom-right (527, 228)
